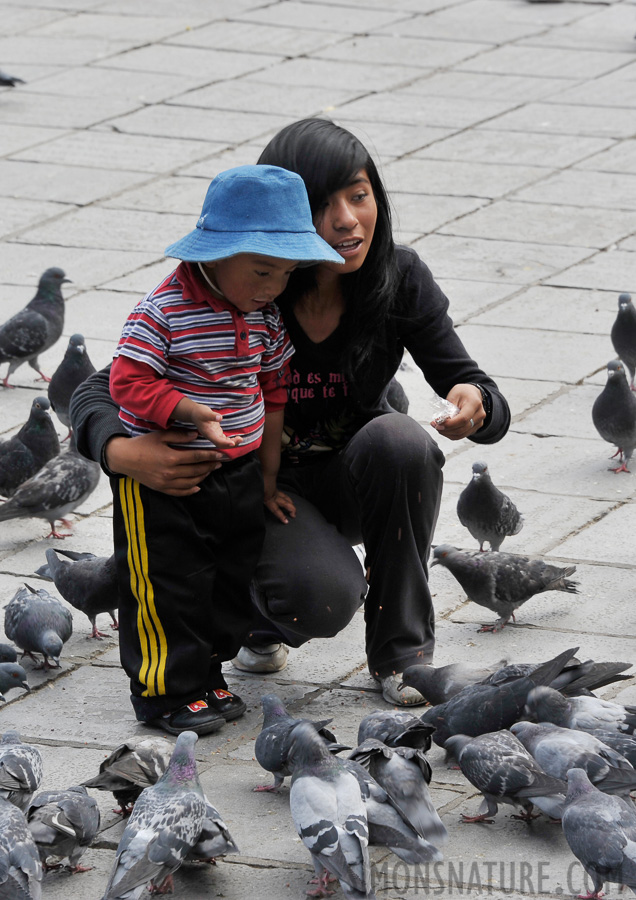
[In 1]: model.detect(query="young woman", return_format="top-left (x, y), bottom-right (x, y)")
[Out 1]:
top-left (71, 118), bottom-right (510, 706)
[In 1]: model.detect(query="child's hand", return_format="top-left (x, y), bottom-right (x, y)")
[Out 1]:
top-left (263, 474), bottom-right (296, 524)
top-left (190, 404), bottom-right (242, 450)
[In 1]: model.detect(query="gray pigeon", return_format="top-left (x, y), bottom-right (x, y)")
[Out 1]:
top-left (27, 785), bottom-right (100, 873)
top-left (561, 768), bottom-right (636, 897)
top-left (445, 730), bottom-right (566, 823)
top-left (400, 660), bottom-right (508, 706)
top-left (431, 544), bottom-right (578, 632)
top-left (0, 436), bottom-right (100, 538)
top-left (47, 334), bottom-right (96, 438)
top-left (36, 548), bottom-right (118, 639)
top-left (588, 730), bottom-right (636, 768)
top-left (288, 721), bottom-right (376, 900)
top-left (525, 685), bottom-right (636, 734)
top-left (187, 798), bottom-right (239, 863)
top-left (420, 646), bottom-right (579, 748)
top-left (457, 461), bottom-right (524, 551)
top-left (0, 731), bottom-right (43, 812)
top-left (511, 721), bottom-right (636, 797)
top-left (592, 359), bottom-right (636, 473)
top-left (0, 663), bottom-right (30, 701)
top-left (0, 268), bottom-right (70, 388)
top-left (102, 731), bottom-right (206, 899)
top-left (0, 795), bottom-right (42, 899)
top-left (254, 693), bottom-right (341, 792)
top-left (611, 293), bottom-right (636, 389)
top-left (0, 397), bottom-right (59, 498)
top-left (0, 69), bottom-right (25, 87)
top-left (4, 584), bottom-right (73, 669)
top-left (82, 736), bottom-right (173, 816)
top-left (356, 709), bottom-right (435, 750)
top-left (0, 643), bottom-right (17, 663)
top-left (349, 738), bottom-right (447, 848)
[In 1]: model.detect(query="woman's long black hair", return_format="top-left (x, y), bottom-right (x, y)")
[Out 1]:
top-left (258, 118), bottom-right (400, 381)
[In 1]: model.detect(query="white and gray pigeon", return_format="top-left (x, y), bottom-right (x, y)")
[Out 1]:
top-left (47, 333), bottom-right (96, 438)
top-left (355, 709), bottom-right (435, 750)
top-left (561, 768), bottom-right (636, 899)
top-left (82, 736), bottom-right (173, 816)
top-left (254, 693), bottom-right (342, 792)
top-left (0, 397), bottom-right (59, 498)
top-left (288, 721), bottom-right (376, 900)
top-left (0, 663), bottom-right (30, 701)
top-left (36, 548), bottom-right (118, 639)
top-left (4, 584), bottom-right (73, 669)
top-left (431, 544), bottom-right (578, 632)
top-left (0, 435), bottom-right (100, 538)
top-left (592, 359), bottom-right (636, 473)
top-left (0, 795), bottom-right (42, 899)
top-left (187, 798), bottom-right (239, 863)
top-left (0, 268), bottom-right (70, 388)
top-left (0, 731), bottom-right (43, 813)
top-left (445, 730), bottom-right (566, 823)
top-left (26, 785), bottom-right (100, 873)
top-left (511, 721), bottom-right (636, 797)
top-left (611, 293), bottom-right (636, 390)
top-left (457, 461), bottom-right (524, 551)
top-left (102, 731), bottom-right (206, 900)
top-left (525, 685), bottom-right (636, 734)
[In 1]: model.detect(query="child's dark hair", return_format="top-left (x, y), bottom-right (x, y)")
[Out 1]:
top-left (258, 118), bottom-right (399, 381)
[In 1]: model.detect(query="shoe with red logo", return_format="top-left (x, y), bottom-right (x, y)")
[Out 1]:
top-left (206, 688), bottom-right (246, 721)
top-left (152, 699), bottom-right (225, 736)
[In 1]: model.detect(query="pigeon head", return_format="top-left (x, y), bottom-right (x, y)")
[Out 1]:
top-left (67, 334), bottom-right (86, 354)
top-left (524, 686), bottom-right (569, 725)
top-left (39, 267), bottom-right (71, 290)
top-left (32, 396), bottom-right (51, 412)
top-left (510, 721), bottom-right (541, 743)
top-left (400, 665), bottom-right (435, 696)
top-left (162, 730), bottom-right (200, 786)
top-left (41, 630), bottom-right (64, 666)
top-left (618, 293), bottom-right (633, 310)
top-left (260, 693), bottom-right (288, 724)
top-left (471, 461), bottom-right (488, 479)
top-left (444, 734), bottom-right (473, 759)
top-left (0, 663), bottom-right (30, 693)
top-left (606, 360), bottom-right (626, 380)
top-left (288, 721), bottom-right (331, 771)
top-left (565, 767), bottom-right (596, 800)
top-left (431, 544), bottom-right (459, 567)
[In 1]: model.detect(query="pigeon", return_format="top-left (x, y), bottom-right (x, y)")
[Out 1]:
top-left (36, 548), bottom-right (118, 639)
top-left (349, 738), bottom-right (447, 848)
top-left (0, 268), bottom-right (70, 388)
top-left (0, 795), bottom-right (42, 899)
top-left (0, 435), bottom-right (100, 538)
top-left (431, 544), bottom-right (579, 632)
top-left (456, 461), bottom-right (524, 551)
top-left (0, 731), bottom-right (43, 812)
top-left (0, 663), bottom-right (30, 701)
top-left (400, 660), bottom-right (509, 706)
top-left (288, 721), bottom-right (376, 900)
top-left (592, 359), bottom-right (636, 473)
top-left (561, 768), bottom-right (636, 899)
top-left (4, 584), bottom-right (73, 669)
top-left (525, 685), bottom-right (636, 734)
top-left (253, 693), bottom-right (342, 792)
top-left (420, 646), bottom-right (579, 748)
top-left (356, 709), bottom-right (435, 750)
top-left (339, 754), bottom-right (443, 865)
top-left (445, 730), bottom-right (566, 823)
top-left (611, 293), bottom-right (636, 389)
top-left (0, 69), bottom-right (25, 87)
top-left (0, 397), bottom-right (59, 498)
top-left (27, 785), bottom-right (100, 873)
top-left (0, 643), bottom-right (17, 663)
top-left (187, 798), bottom-right (239, 863)
top-left (588, 730), bottom-right (636, 768)
top-left (47, 334), bottom-right (96, 439)
top-left (511, 721), bottom-right (636, 797)
top-left (82, 737), bottom-right (173, 816)
top-left (102, 731), bottom-right (207, 900)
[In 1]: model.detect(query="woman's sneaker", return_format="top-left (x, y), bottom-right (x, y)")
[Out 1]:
top-left (150, 699), bottom-right (225, 736)
top-left (232, 643), bottom-right (289, 673)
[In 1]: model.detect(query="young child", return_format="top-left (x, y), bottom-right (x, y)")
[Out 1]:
top-left (108, 165), bottom-right (343, 735)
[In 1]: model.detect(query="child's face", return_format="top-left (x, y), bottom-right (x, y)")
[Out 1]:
top-left (203, 254), bottom-right (297, 313)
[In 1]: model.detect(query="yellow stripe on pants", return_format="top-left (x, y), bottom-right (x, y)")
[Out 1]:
top-left (119, 478), bottom-right (168, 697)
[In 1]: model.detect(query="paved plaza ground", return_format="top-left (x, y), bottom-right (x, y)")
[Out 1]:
top-left (0, 0), bottom-right (635, 896)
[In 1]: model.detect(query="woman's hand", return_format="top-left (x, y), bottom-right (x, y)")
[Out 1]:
top-left (431, 383), bottom-right (485, 441)
top-left (105, 429), bottom-right (227, 496)
top-left (263, 474), bottom-right (297, 524)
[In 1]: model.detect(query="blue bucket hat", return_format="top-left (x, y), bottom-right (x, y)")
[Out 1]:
top-left (165, 165), bottom-right (344, 266)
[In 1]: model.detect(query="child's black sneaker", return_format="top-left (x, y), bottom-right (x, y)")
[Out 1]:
top-left (206, 688), bottom-right (246, 721)
top-left (151, 700), bottom-right (225, 736)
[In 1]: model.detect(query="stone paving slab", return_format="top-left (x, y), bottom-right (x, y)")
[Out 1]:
top-left (169, 19), bottom-right (344, 57)
top-left (0, 158), bottom-right (150, 205)
top-left (456, 43), bottom-right (633, 80)
top-left (470, 285), bottom-right (618, 334)
top-left (478, 100), bottom-right (635, 140)
top-left (545, 249), bottom-right (636, 293)
top-left (384, 157), bottom-right (548, 200)
top-left (512, 169), bottom-right (636, 211)
top-left (576, 138), bottom-right (636, 175)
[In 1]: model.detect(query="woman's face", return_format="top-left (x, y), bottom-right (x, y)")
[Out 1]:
top-left (313, 169), bottom-right (377, 276)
